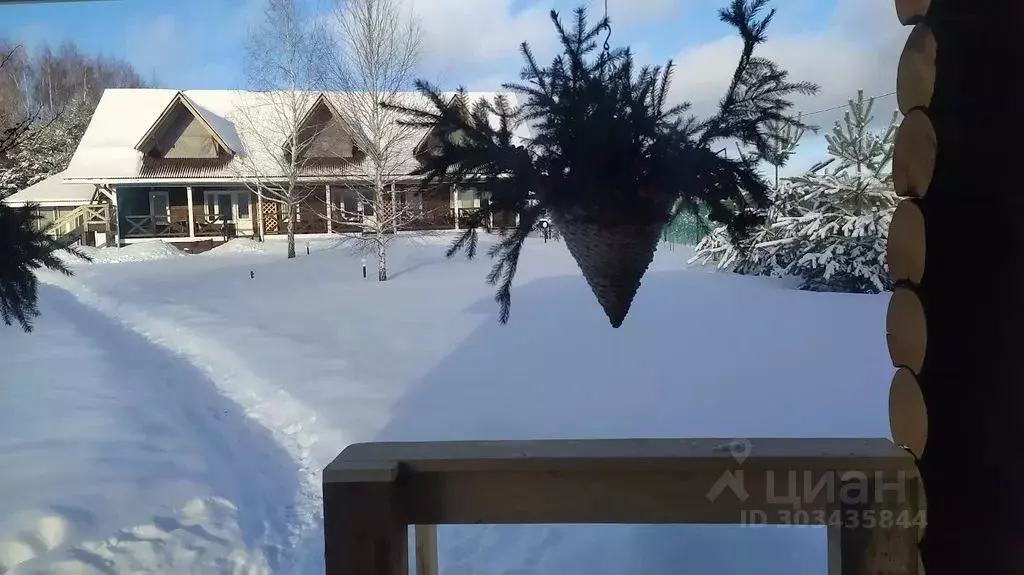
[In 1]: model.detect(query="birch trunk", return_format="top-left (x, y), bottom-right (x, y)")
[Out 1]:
top-left (376, 230), bottom-right (388, 281)
top-left (286, 202), bottom-right (297, 259)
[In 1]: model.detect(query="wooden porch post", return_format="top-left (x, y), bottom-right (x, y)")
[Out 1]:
top-left (112, 186), bottom-right (121, 247)
top-left (325, 184), bottom-right (333, 234)
top-left (256, 189), bottom-right (265, 241)
top-left (452, 186), bottom-right (459, 231)
top-left (186, 186), bottom-right (196, 238)
top-left (390, 182), bottom-right (397, 233)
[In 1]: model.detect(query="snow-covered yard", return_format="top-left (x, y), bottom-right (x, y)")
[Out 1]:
top-left (0, 234), bottom-right (894, 575)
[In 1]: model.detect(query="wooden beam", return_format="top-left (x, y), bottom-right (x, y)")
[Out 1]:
top-left (886, 287), bottom-right (927, 374)
top-left (896, 23), bottom-right (936, 114)
top-left (413, 525), bottom-right (438, 575)
top-left (889, 368), bottom-right (928, 458)
top-left (827, 477), bottom-right (922, 575)
top-left (325, 439), bottom-right (916, 526)
top-left (324, 466), bottom-right (407, 575)
top-left (326, 184), bottom-right (333, 234)
top-left (325, 439), bottom-right (920, 575)
top-left (893, 110), bottom-right (936, 198)
top-left (895, 0), bottom-right (930, 25)
top-left (186, 186), bottom-right (196, 239)
top-left (451, 186), bottom-right (459, 231)
top-left (887, 200), bottom-right (926, 284)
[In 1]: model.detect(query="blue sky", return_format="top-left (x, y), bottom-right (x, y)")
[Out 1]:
top-left (0, 0), bottom-right (907, 173)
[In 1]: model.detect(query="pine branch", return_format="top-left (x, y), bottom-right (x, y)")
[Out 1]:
top-left (385, 0), bottom-right (815, 323)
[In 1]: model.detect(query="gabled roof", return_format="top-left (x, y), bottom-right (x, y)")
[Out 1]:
top-left (2, 171), bottom-right (95, 207)
top-left (290, 92), bottom-right (362, 157)
top-left (63, 89), bottom-right (530, 184)
top-left (295, 93), bottom-right (356, 139)
top-left (411, 93), bottom-right (475, 159)
top-left (134, 91), bottom-right (237, 155)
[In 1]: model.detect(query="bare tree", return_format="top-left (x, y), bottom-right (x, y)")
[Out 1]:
top-left (234, 0), bottom-right (330, 259)
top-left (0, 43), bottom-right (31, 136)
top-left (323, 0), bottom-right (425, 281)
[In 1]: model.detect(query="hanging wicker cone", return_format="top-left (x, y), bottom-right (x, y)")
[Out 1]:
top-left (553, 212), bottom-right (663, 328)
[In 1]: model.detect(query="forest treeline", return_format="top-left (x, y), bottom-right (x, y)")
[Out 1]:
top-left (0, 38), bottom-right (149, 196)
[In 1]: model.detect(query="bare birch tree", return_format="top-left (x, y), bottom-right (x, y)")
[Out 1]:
top-left (324, 0), bottom-right (424, 281)
top-left (234, 0), bottom-right (329, 259)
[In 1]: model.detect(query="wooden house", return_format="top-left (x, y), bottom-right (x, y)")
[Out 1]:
top-left (6, 88), bottom-right (525, 247)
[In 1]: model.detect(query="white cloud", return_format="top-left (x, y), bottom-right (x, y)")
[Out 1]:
top-left (408, 0), bottom-right (555, 81)
top-left (398, 0), bottom-right (683, 87)
top-left (668, 0), bottom-right (907, 128)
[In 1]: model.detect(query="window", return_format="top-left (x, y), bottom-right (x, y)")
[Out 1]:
top-left (34, 207), bottom-right (56, 231)
top-left (217, 194), bottom-right (233, 222)
top-left (204, 190), bottom-right (236, 222)
top-left (237, 193), bottom-right (250, 219)
top-left (458, 188), bottom-right (479, 209)
top-left (149, 191), bottom-right (170, 222)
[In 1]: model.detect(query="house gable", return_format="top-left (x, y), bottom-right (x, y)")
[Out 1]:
top-left (291, 94), bottom-right (359, 161)
top-left (135, 92), bottom-right (235, 160)
top-left (413, 94), bottom-right (473, 162)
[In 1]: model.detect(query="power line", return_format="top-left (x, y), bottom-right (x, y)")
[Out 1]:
top-left (798, 89), bottom-right (897, 115)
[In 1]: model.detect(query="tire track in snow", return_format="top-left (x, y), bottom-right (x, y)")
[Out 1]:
top-left (40, 273), bottom-right (325, 573)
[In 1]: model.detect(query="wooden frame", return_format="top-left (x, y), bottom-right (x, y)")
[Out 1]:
top-left (135, 91), bottom-right (236, 156)
top-left (323, 438), bottom-right (922, 575)
top-left (203, 190), bottom-right (250, 223)
top-left (148, 190), bottom-right (170, 223)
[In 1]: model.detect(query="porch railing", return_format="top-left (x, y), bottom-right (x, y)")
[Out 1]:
top-left (195, 215), bottom-right (237, 238)
top-left (48, 204), bottom-right (110, 244)
top-left (124, 215), bottom-right (245, 239)
top-left (123, 215), bottom-right (190, 238)
top-left (323, 438), bottom-right (922, 575)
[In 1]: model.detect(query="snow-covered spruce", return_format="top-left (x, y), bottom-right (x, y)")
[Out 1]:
top-left (693, 90), bottom-right (899, 294)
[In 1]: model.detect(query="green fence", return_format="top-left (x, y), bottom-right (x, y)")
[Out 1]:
top-left (661, 210), bottom-right (710, 246)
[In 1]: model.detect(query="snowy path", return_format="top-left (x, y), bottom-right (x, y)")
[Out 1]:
top-left (0, 283), bottom-right (303, 574)
top-left (32, 237), bottom-right (895, 574)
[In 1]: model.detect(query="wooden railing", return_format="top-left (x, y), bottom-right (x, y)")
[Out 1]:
top-left (195, 215), bottom-right (237, 238)
top-left (290, 218), bottom-right (329, 234)
top-left (123, 215), bottom-right (189, 238)
top-left (323, 438), bottom-right (922, 575)
top-left (47, 204), bottom-right (110, 240)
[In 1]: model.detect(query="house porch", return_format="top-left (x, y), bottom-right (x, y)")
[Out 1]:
top-left (115, 186), bottom-right (257, 242)
top-left (112, 183), bottom-right (519, 245)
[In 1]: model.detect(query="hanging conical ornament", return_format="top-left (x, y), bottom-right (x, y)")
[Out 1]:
top-left (553, 209), bottom-right (664, 328)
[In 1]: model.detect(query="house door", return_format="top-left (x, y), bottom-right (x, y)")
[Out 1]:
top-left (205, 191), bottom-right (253, 235)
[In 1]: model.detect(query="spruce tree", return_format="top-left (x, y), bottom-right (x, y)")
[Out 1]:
top-left (693, 114), bottom-right (809, 268)
top-left (0, 48), bottom-right (89, 332)
top-left (694, 90), bottom-right (899, 293)
top-left (389, 0), bottom-right (817, 325)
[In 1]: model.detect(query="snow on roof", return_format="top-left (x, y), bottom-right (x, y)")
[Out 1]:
top-left (3, 171), bottom-right (95, 206)
top-left (64, 88), bottom-right (529, 183)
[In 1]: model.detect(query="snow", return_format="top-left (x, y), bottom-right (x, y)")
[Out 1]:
top-left (62, 89), bottom-right (525, 183)
top-left (201, 238), bottom-right (270, 256)
top-left (2, 172), bottom-right (94, 208)
top-left (2, 235), bottom-right (894, 574)
top-left (63, 241), bottom-right (188, 265)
